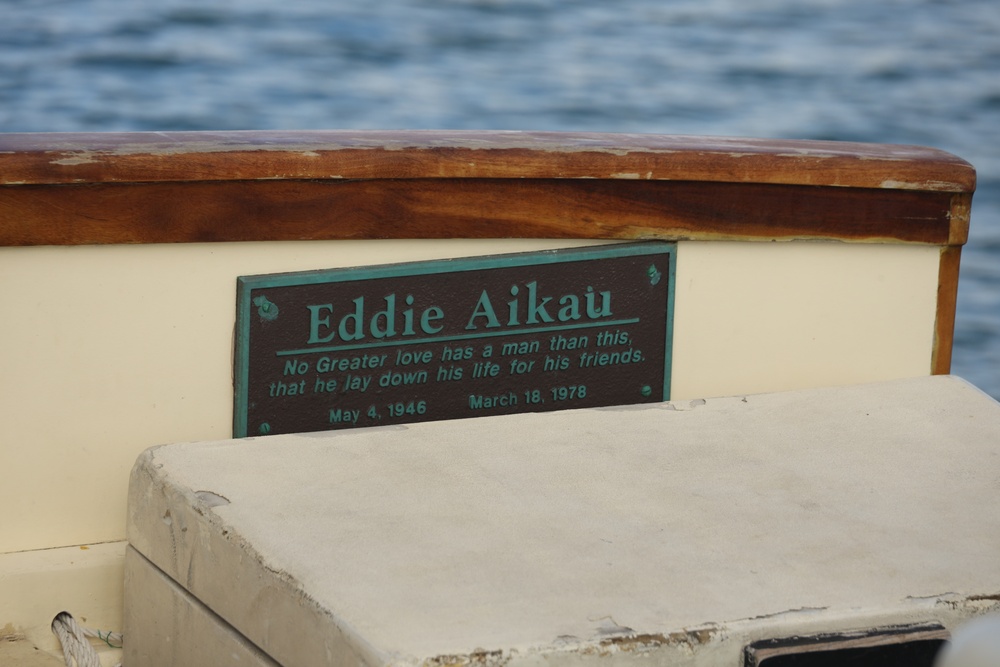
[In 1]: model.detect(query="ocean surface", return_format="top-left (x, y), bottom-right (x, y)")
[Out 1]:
top-left (3, 0), bottom-right (998, 397)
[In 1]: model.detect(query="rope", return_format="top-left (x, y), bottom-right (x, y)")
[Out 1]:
top-left (51, 611), bottom-right (122, 667)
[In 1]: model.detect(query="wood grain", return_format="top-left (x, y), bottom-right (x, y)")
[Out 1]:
top-left (933, 245), bottom-right (963, 375)
top-left (0, 131), bottom-right (976, 191)
top-left (0, 179), bottom-right (957, 247)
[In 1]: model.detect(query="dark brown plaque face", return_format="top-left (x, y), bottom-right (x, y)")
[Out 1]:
top-left (234, 242), bottom-right (675, 437)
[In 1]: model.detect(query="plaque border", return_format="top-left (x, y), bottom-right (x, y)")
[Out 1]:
top-left (234, 241), bottom-right (676, 437)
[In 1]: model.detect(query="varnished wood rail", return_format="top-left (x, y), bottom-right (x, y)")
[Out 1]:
top-left (0, 130), bottom-right (976, 372)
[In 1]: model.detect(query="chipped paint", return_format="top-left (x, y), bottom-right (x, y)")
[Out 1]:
top-left (51, 154), bottom-right (100, 166)
top-left (193, 491), bottom-right (230, 508)
top-left (401, 602), bottom-right (997, 666)
top-left (663, 397), bottom-right (708, 411)
top-left (747, 606), bottom-right (830, 622)
top-left (605, 627), bottom-right (718, 650)
top-left (551, 624), bottom-right (723, 661)
top-left (397, 623), bottom-right (722, 665)
top-left (1, 622), bottom-right (26, 642)
top-left (881, 179), bottom-right (968, 191)
top-left (424, 648), bottom-right (508, 666)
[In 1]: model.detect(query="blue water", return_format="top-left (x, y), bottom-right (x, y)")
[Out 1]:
top-left (3, 0), bottom-right (998, 397)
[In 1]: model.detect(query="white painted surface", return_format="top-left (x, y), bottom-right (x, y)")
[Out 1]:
top-left (670, 241), bottom-right (940, 398)
top-left (126, 376), bottom-right (1000, 666)
top-left (0, 239), bottom-right (605, 554)
top-left (0, 238), bottom-right (941, 558)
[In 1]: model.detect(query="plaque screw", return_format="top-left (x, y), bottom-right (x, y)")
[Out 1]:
top-left (253, 296), bottom-right (279, 321)
top-left (647, 264), bottom-right (662, 286)
top-left (640, 385), bottom-right (652, 397)
top-left (258, 422), bottom-right (271, 435)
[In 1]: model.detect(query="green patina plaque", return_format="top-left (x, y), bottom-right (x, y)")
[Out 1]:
top-left (234, 242), bottom-right (675, 437)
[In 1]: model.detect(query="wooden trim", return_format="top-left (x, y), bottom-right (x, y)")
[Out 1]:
top-left (0, 131), bottom-right (976, 190)
top-left (0, 132), bottom-right (975, 248)
top-left (947, 192), bottom-right (973, 246)
top-left (0, 179), bottom-right (958, 247)
top-left (933, 245), bottom-right (963, 375)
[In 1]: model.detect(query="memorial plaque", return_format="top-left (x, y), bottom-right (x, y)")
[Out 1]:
top-left (234, 242), bottom-right (675, 437)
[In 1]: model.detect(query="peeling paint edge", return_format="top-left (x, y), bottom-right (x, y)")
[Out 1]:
top-left (50, 155), bottom-right (100, 166)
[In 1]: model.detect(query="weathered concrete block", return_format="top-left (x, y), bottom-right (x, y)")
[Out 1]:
top-left (125, 376), bottom-right (1000, 666)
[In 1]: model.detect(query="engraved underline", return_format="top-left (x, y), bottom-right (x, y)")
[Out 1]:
top-left (276, 318), bottom-right (640, 356)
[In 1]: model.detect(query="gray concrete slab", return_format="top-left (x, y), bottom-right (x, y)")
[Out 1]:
top-left (125, 376), bottom-right (1000, 666)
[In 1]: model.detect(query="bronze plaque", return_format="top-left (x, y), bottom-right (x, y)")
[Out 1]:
top-left (234, 243), bottom-right (675, 437)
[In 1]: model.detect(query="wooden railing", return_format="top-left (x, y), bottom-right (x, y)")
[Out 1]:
top-left (0, 130), bottom-right (976, 372)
